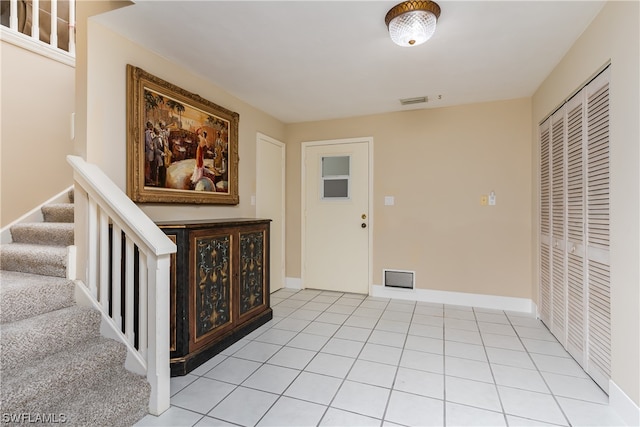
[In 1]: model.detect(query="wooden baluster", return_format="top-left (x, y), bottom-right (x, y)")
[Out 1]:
top-left (68, 0), bottom-right (76, 54)
top-left (111, 223), bottom-right (123, 331)
top-left (9, 0), bottom-right (18, 30)
top-left (31, 0), bottom-right (39, 40)
top-left (50, 0), bottom-right (58, 48)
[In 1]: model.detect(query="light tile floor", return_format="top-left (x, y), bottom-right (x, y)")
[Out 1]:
top-left (136, 288), bottom-right (626, 427)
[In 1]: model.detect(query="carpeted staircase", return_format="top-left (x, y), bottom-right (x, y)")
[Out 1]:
top-left (0, 191), bottom-right (151, 426)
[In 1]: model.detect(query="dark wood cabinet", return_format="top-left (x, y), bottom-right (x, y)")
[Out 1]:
top-left (157, 218), bottom-right (272, 376)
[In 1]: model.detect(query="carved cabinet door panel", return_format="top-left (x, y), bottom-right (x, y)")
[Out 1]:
top-left (189, 228), bottom-right (234, 352)
top-left (237, 225), bottom-right (270, 324)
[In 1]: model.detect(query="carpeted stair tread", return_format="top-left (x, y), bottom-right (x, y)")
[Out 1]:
top-left (0, 243), bottom-right (67, 277)
top-left (9, 222), bottom-right (74, 246)
top-left (50, 368), bottom-right (150, 427)
top-left (0, 188), bottom-right (150, 425)
top-left (1, 337), bottom-right (128, 415)
top-left (1, 305), bottom-right (100, 372)
top-left (42, 203), bottom-right (74, 223)
top-left (0, 271), bottom-right (75, 323)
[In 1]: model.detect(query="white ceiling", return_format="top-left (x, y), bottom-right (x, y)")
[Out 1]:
top-left (94, 1), bottom-right (605, 124)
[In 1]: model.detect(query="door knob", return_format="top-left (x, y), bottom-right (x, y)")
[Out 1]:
top-left (361, 223), bottom-right (367, 228)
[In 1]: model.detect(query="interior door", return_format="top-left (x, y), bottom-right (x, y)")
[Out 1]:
top-left (303, 139), bottom-right (371, 294)
top-left (539, 118), bottom-right (552, 327)
top-left (565, 93), bottom-right (587, 365)
top-left (256, 133), bottom-right (285, 292)
top-left (584, 69), bottom-right (611, 392)
top-left (550, 108), bottom-right (567, 346)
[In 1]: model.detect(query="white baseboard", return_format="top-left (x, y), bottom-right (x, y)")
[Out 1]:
top-left (371, 284), bottom-right (535, 314)
top-left (281, 280), bottom-right (535, 313)
top-left (610, 380), bottom-right (640, 427)
top-left (285, 277), bottom-right (302, 290)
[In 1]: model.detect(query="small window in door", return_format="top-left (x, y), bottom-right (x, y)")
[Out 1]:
top-left (321, 156), bottom-right (350, 199)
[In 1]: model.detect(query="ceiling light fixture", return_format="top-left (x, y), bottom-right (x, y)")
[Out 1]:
top-left (385, 0), bottom-right (441, 47)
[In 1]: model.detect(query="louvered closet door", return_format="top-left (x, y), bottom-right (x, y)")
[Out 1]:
top-left (550, 108), bottom-right (567, 346)
top-left (539, 119), bottom-right (552, 327)
top-left (565, 93), bottom-right (587, 365)
top-left (585, 68), bottom-right (611, 392)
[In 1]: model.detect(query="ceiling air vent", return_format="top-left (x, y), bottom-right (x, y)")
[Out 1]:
top-left (400, 96), bottom-right (427, 106)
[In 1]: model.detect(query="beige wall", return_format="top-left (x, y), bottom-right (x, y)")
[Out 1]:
top-left (0, 41), bottom-right (74, 227)
top-left (285, 98), bottom-right (533, 299)
top-left (82, 17), bottom-right (286, 221)
top-left (74, 1), bottom-right (132, 160)
top-left (532, 1), bottom-right (639, 406)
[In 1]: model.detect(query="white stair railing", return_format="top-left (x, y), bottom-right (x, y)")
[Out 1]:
top-left (1, 0), bottom-right (75, 62)
top-left (67, 155), bottom-right (176, 416)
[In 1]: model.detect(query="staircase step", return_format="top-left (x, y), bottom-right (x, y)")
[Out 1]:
top-left (42, 203), bottom-right (74, 223)
top-left (1, 337), bottom-right (128, 415)
top-left (0, 271), bottom-right (75, 323)
top-left (0, 187), bottom-right (148, 423)
top-left (0, 243), bottom-right (67, 277)
top-left (52, 368), bottom-right (150, 426)
top-left (0, 305), bottom-right (101, 372)
top-left (10, 222), bottom-right (74, 246)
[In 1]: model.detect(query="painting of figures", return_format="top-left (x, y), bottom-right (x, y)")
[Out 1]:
top-left (127, 65), bottom-right (239, 204)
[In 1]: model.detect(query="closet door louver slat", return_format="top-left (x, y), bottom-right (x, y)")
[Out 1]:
top-left (539, 120), bottom-right (552, 326)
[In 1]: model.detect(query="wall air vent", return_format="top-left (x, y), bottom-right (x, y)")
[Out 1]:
top-left (400, 96), bottom-right (427, 106)
top-left (383, 269), bottom-right (415, 289)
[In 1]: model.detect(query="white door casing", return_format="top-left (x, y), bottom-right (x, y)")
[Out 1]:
top-left (302, 137), bottom-right (373, 294)
top-left (256, 133), bottom-right (285, 292)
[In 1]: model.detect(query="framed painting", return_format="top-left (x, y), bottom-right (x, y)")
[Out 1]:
top-left (126, 65), bottom-right (239, 204)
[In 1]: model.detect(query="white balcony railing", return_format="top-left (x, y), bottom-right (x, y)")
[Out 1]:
top-left (67, 155), bottom-right (176, 416)
top-left (0, 0), bottom-right (75, 64)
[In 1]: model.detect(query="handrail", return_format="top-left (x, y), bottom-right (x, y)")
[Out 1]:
top-left (67, 155), bottom-right (176, 416)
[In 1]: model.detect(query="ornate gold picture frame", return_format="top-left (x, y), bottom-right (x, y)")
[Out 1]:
top-left (126, 65), bottom-right (239, 204)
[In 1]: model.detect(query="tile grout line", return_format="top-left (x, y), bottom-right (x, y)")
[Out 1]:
top-left (259, 290), bottom-right (354, 427)
top-left (197, 290), bottom-right (314, 426)
top-left (163, 289), bottom-right (608, 427)
top-left (506, 312), bottom-right (573, 426)
top-left (319, 295), bottom-right (390, 426)
top-left (379, 298), bottom-right (415, 426)
top-left (273, 290), bottom-right (390, 425)
top-left (472, 306), bottom-right (510, 427)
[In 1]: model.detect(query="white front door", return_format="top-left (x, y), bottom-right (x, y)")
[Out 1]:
top-left (303, 138), bottom-right (371, 294)
top-left (256, 133), bottom-right (285, 292)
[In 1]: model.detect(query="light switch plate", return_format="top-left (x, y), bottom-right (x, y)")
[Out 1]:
top-left (384, 196), bottom-right (395, 206)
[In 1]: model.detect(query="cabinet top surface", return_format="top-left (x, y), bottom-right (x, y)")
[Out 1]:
top-left (156, 218), bottom-right (271, 229)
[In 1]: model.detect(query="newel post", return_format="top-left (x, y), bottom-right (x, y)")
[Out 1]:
top-left (146, 253), bottom-right (171, 415)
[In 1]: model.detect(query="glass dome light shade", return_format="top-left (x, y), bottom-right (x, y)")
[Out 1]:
top-left (385, 1), bottom-right (441, 47)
